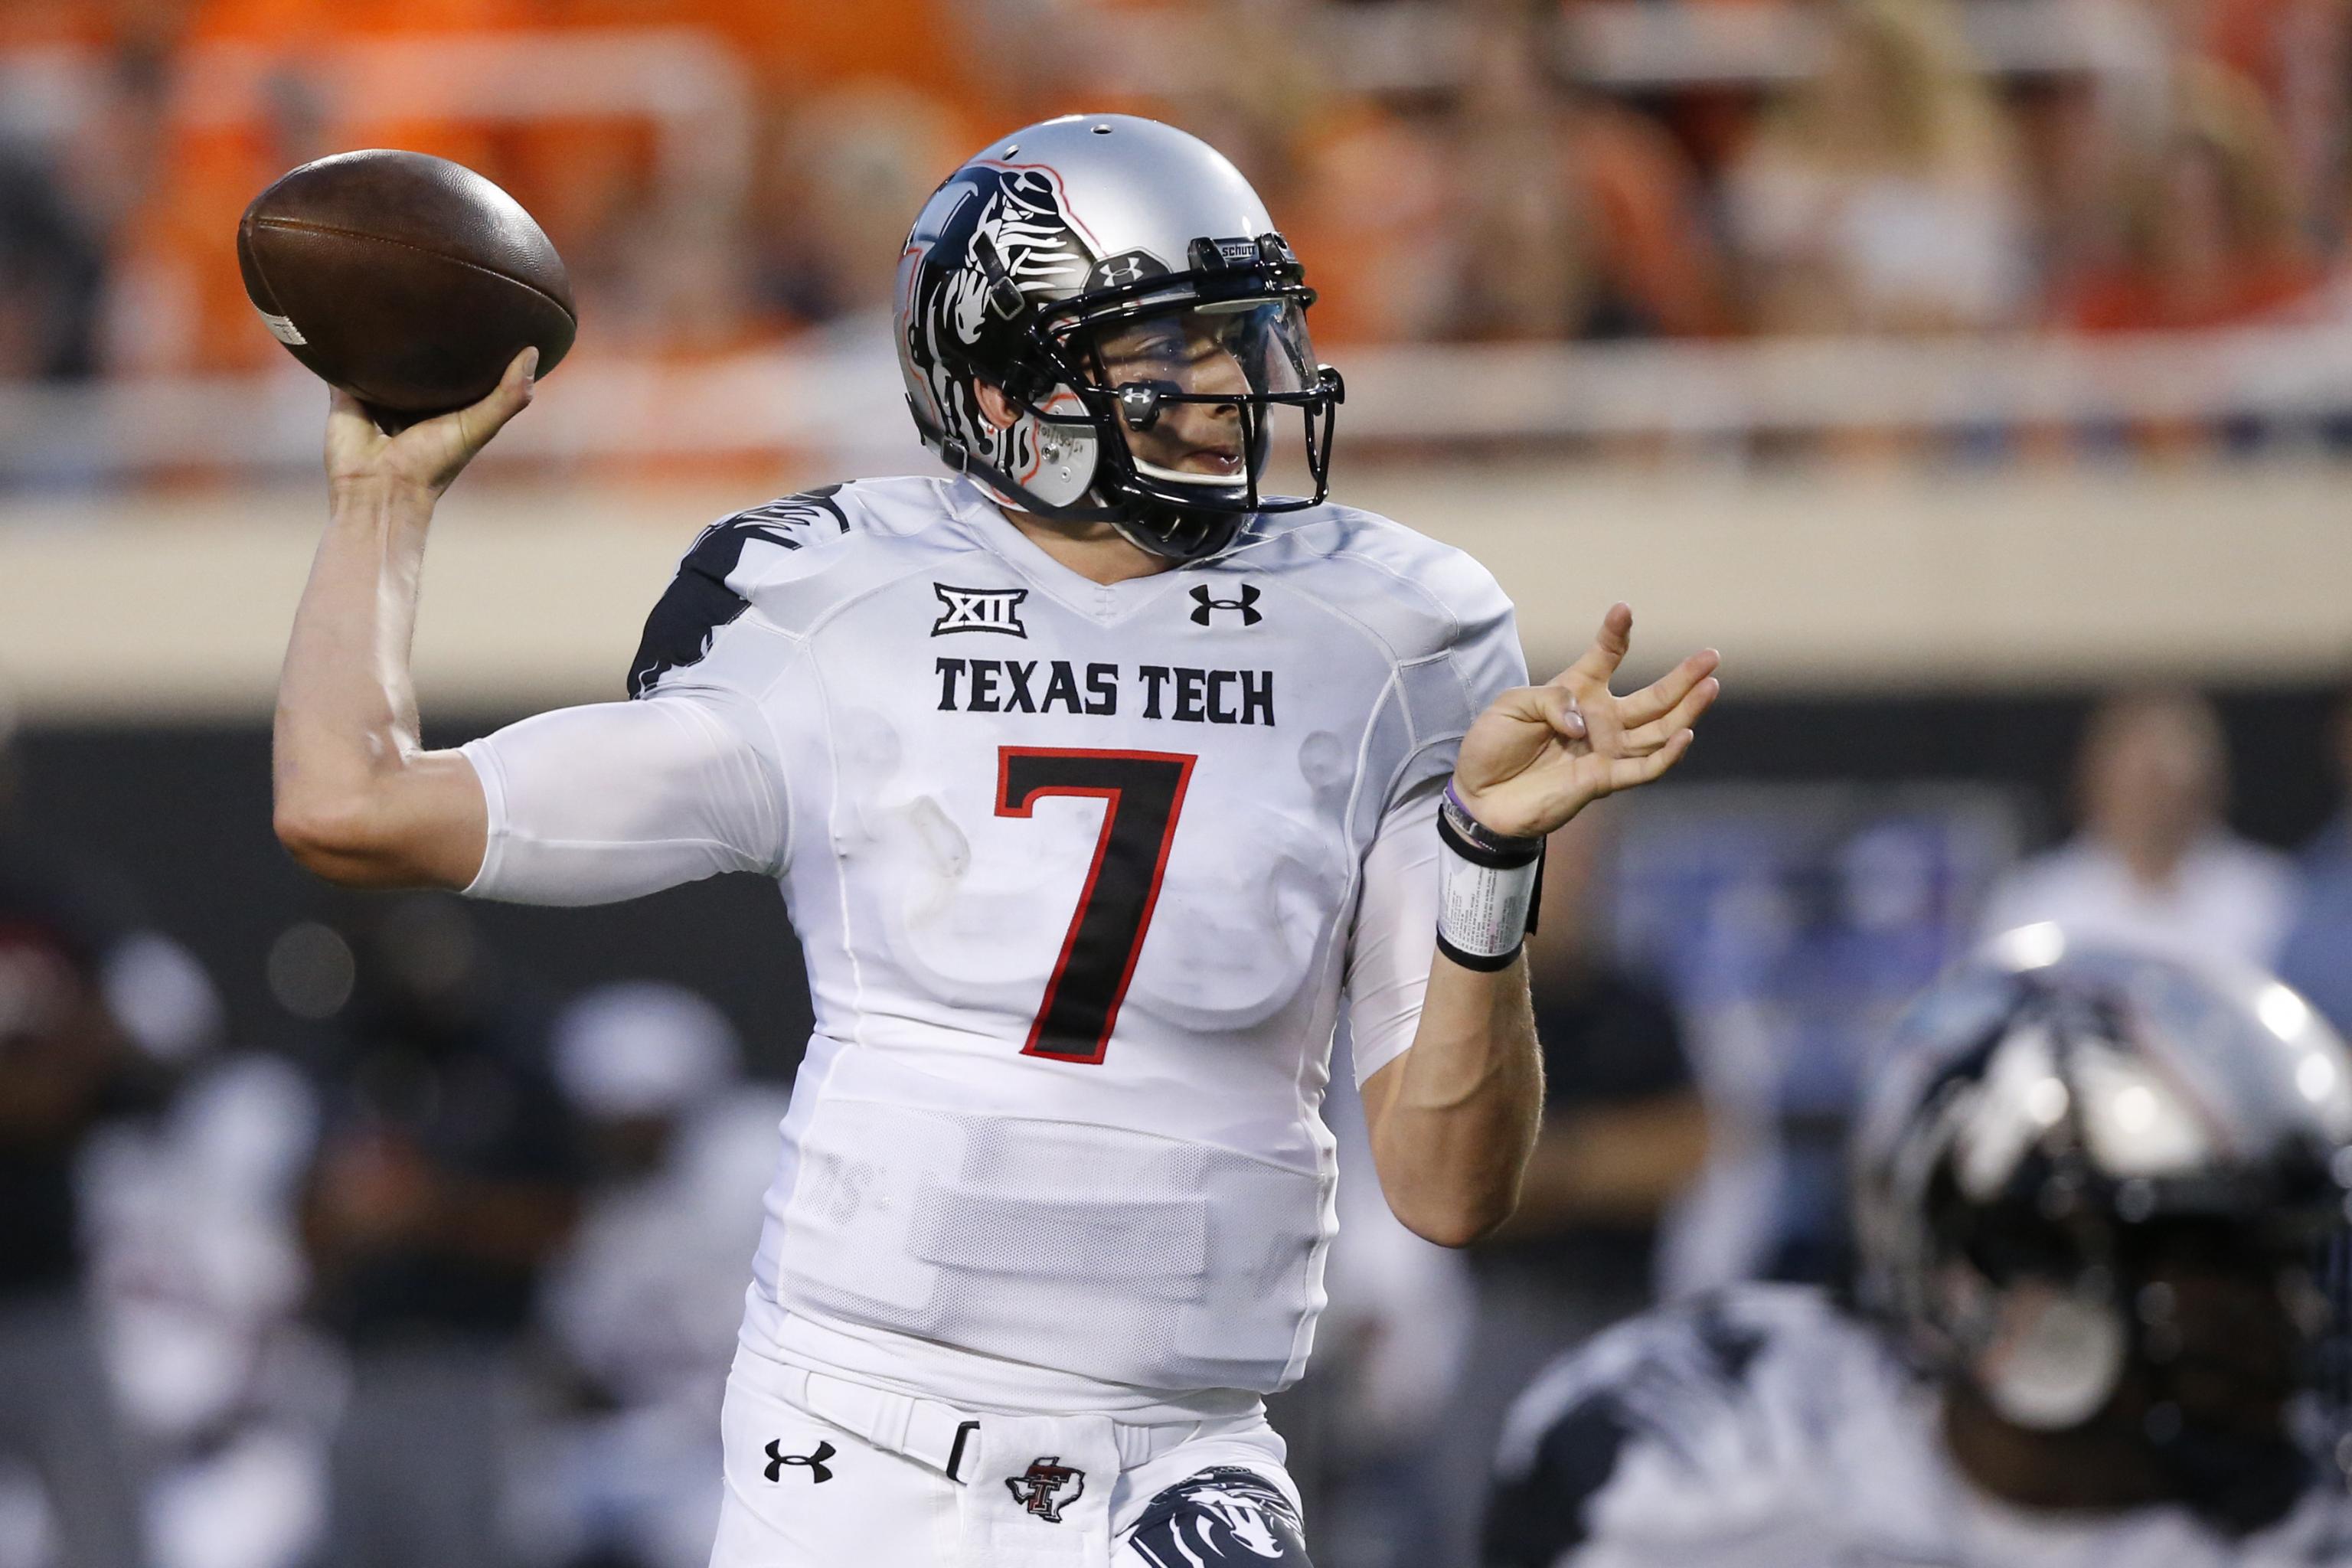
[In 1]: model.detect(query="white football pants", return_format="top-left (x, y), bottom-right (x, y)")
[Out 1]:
top-left (707, 1348), bottom-right (1312, 1568)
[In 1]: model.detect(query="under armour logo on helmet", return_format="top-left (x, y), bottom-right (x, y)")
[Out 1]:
top-left (1190, 583), bottom-right (1262, 626)
top-left (1087, 250), bottom-right (1166, 293)
top-left (765, 1439), bottom-right (836, 1484)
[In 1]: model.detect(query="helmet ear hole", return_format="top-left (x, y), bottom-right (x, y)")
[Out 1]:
top-left (972, 380), bottom-right (1021, 432)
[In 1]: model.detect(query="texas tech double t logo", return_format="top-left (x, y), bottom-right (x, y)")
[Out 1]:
top-left (1005, 1456), bottom-right (1086, 1522)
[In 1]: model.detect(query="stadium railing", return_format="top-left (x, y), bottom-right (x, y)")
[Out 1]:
top-left (10, 321), bottom-right (2352, 485)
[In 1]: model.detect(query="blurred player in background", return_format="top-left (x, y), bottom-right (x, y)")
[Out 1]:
top-left (299, 900), bottom-right (584, 1568)
top-left (0, 917), bottom-right (146, 1568)
top-left (1981, 688), bottom-right (2297, 967)
top-left (0, 675), bottom-right (227, 1568)
top-left (521, 981), bottom-right (788, 1568)
top-left (267, 114), bottom-right (1719, 1565)
top-left (1485, 935), bottom-right (2352, 1567)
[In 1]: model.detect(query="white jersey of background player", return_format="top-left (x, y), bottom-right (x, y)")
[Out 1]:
top-left (271, 116), bottom-right (1720, 1567)
top-left (1485, 943), bottom-right (2352, 1568)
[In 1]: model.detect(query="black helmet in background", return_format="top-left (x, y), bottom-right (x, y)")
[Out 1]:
top-left (1853, 927), bottom-right (2352, 1532)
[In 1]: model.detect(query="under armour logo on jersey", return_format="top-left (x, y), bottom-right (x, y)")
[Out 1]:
top-left (933, 584), bottom-right (1030, 638)
top-left (765, 1439), bottom-right (836, 1484)
top-left (1189, 583), bottom-right (1262, 626)
top-left (1005, 1457), bottom-right (1086, 1522)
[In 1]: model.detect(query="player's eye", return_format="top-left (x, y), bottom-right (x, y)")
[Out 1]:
top-left (1106, 315), bottom-right (1209, 354)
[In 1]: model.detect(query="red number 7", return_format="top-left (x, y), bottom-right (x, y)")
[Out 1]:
top-left (995, 746), bottom-right (1196, 1064)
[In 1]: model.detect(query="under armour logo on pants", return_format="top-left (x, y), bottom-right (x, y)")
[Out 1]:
top-left (766, 1439), bottom-right (836, 1483)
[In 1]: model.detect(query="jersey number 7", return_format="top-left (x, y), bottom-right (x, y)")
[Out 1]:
top-left (996, 746), bottom-right (1196, 1064)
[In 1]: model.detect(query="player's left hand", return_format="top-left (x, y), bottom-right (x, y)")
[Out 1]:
top-left (1451, 603), bottom-right (1718, 841)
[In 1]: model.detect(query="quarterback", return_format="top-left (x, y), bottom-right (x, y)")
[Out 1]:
top-left (271, 116), bottom-right (1719, 1566)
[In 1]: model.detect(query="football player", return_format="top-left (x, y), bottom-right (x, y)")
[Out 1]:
top-left (1484, 932), bottom-right (2352, 1567)
top-left (270, 116), bottom-right (1720, 1566)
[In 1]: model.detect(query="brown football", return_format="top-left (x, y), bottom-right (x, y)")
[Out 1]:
top-left (237, 149), bottom-right (577, 430)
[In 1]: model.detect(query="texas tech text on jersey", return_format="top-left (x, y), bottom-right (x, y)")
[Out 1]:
top-left (932, 658), bottom-right (1276, 726)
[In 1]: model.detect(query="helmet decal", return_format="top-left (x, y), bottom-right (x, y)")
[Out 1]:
top-left (968, 165), bottom-right (1097, 296)
top-left (901, 164), bottom-right (1098, 504)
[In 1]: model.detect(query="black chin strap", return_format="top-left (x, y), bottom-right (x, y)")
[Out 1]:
top-left (1110, 499), bottom-right (1249, 564)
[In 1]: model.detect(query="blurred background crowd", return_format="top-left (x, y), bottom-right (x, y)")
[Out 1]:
top-left (4, 0), bottom-right (2352, 1566)
top-left (9, 0), bottom-right (2352, 472)
top-left (5, 0), bottom-right (2352, 361)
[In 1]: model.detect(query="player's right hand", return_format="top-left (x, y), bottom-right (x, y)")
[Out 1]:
top-left (325, 345), bottom-right (537, 499)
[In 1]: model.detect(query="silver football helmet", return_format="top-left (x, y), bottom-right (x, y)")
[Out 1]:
top-left (894, 114), bottom-right (1343, 562)
top-left (1854, 929), bottom-right (2352, 1530)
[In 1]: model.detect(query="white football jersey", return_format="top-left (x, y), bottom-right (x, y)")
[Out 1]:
top-left (461, 475), bottom-right (1524, 1409)
top-left (1488, 1284), bottom-right (2352, 1568)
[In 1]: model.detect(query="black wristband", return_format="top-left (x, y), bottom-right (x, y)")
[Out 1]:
top-left (1439, 782), bottom-right (1542, 868)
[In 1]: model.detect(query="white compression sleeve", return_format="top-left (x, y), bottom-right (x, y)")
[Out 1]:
top-left (1344, 780), bottom-right (1444, 1088)
top-left (459, 695), bottom-right (786, 907)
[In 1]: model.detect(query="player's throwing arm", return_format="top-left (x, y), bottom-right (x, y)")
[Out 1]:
top-left (271, 354), bottom-right (536, 892)
top-left (1356, 605), bottom-right (1719, 1246)
top-left (254, 154), bottom-right (586, 893)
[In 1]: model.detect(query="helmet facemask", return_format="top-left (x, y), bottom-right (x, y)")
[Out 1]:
top-left (1060, 289), bottom-right (1337, 557)
top-left (1943, 1204), bottom-right (2330, 1534)
top-left (932, 231), bottom-right (1342, 564)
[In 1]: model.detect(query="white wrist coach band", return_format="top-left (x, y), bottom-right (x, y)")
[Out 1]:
top-left (1436, 784), bottom-right (1543, 971)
